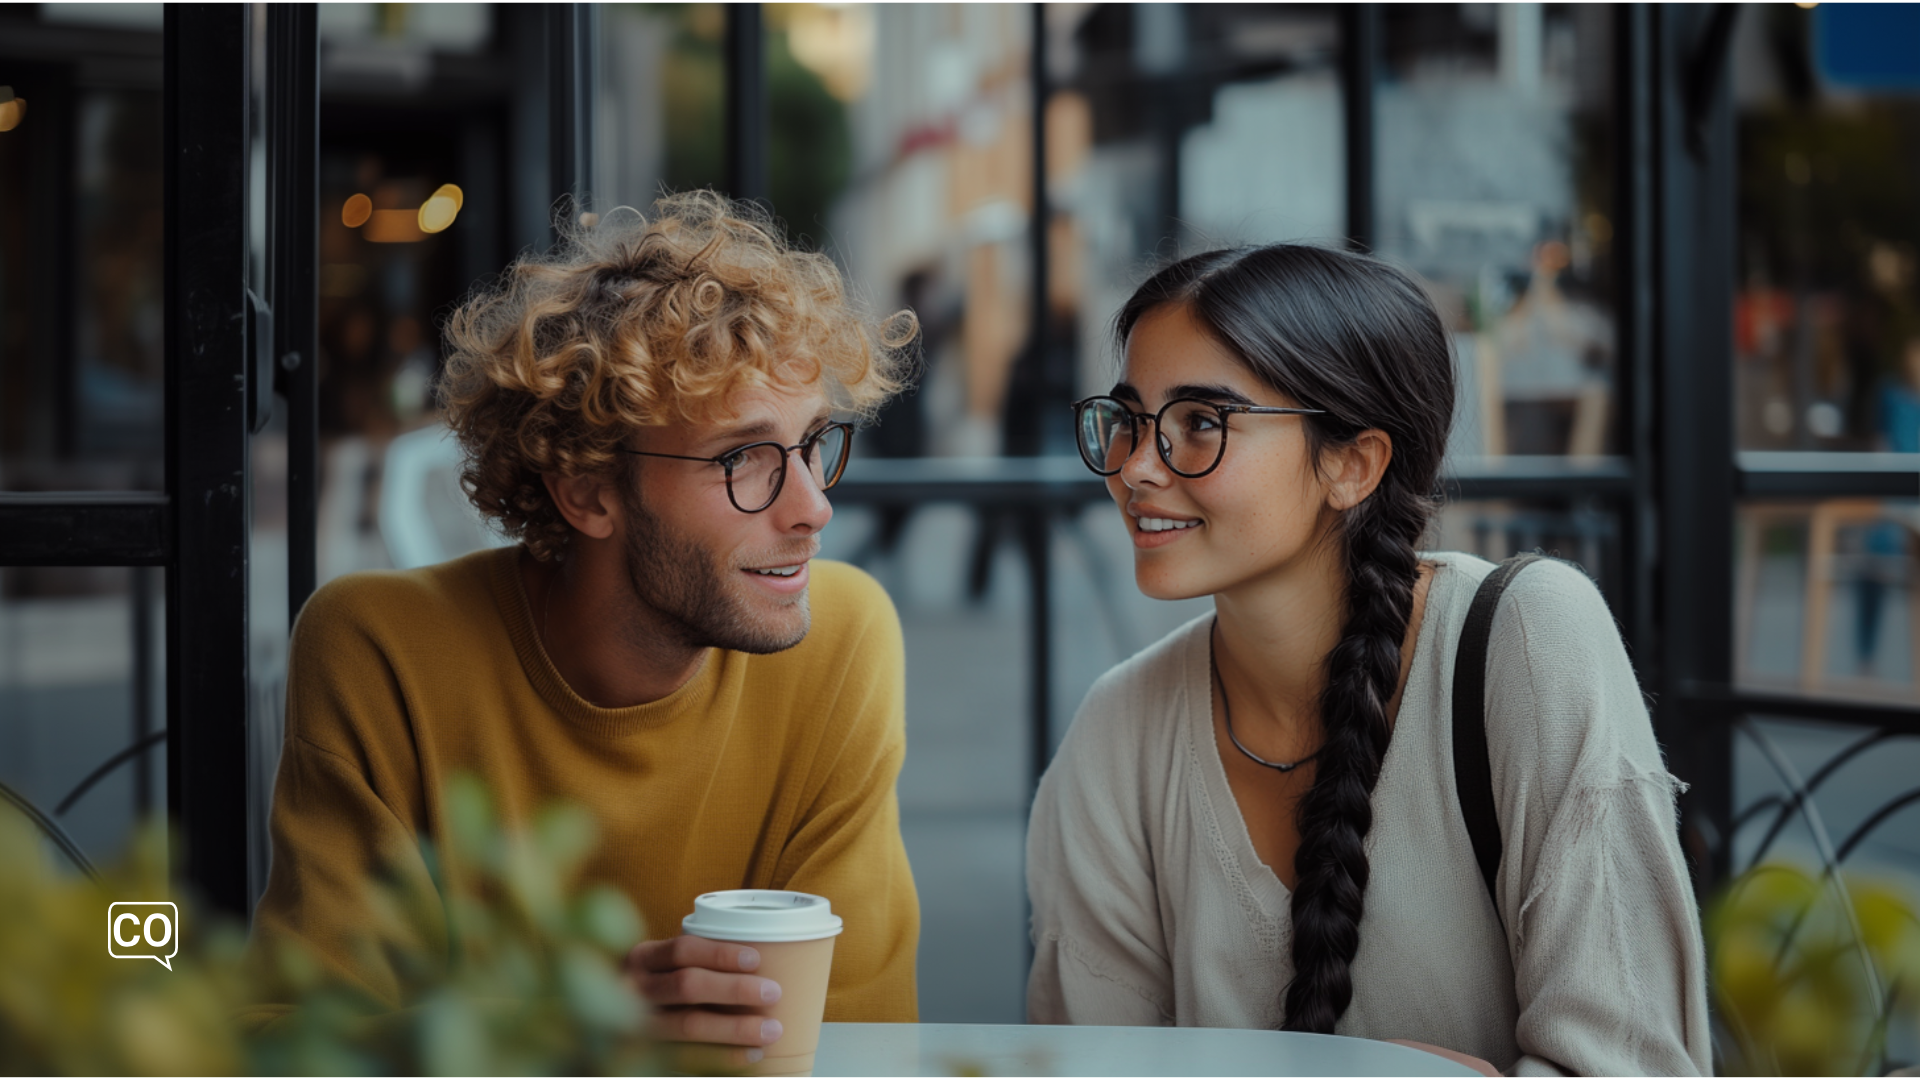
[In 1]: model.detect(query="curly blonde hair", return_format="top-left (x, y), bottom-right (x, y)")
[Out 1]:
top-left (438, 190), bottom-right (916, 561)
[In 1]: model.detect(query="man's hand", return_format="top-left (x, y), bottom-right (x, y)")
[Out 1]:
top-left (627, 936), bottom-right (786, 1067)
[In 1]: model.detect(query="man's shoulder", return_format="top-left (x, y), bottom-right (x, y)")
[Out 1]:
top-left (296, 547), bottom-right (508, 649)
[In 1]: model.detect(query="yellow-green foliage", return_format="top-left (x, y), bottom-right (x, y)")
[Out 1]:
top-left (1, 774), bottom-right (665, 1076)
top-left (0, 818), bottom-right (247, 1075)
top-left (1708, 863), bottom-right (1920, 1076)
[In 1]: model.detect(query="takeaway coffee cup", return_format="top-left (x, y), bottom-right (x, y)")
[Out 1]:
top-left (680, 890), bottom-right (844, 1077)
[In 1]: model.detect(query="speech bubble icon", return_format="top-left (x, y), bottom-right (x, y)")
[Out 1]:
top-left (108, 901), bottom-right (178, 970)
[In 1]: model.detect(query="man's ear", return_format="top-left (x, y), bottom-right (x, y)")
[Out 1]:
top-left (1324, 429), bottom-right (1394, 511)
top-left (543, 472), bottom-right (619, 541)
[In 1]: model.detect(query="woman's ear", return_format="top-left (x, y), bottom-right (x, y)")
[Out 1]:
top-left (543, 472), bottom-right (620, 541)
top-left (1324, 429), bottom-right (1394, 511)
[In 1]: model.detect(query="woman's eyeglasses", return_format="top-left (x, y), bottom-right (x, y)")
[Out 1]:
top-left (1070, 396), bottom-right (1325, 479)
top-left (620, 422), bottom-right (853, 513)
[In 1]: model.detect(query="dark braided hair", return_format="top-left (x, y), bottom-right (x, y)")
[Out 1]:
top-left (1115, 245), bottom-right (1455, 1034)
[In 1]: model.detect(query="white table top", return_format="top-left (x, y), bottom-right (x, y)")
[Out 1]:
top-left (811, 1023), bottom-right (1481, 1076)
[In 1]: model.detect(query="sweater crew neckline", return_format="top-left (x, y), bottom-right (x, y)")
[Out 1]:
top-left (487, 546), bottom-right (729, 738)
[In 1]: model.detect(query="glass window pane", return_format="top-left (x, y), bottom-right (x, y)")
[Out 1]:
top-left (1736, 499), bottom-right (1918, 704)
top-left (788, 4), bottom-right (1041, 1024)
top-left (800, 4), bottom-right (1034, 458)
top-left (1376, 4), bottom-right (1617, 459)
top-left (1055, 5), bottom-right (1346, 427)
top-left (1733, 5), bottom-right (1920, 453)
top-left (0, 565), bottom-right (166, 867)
top-left (594, 4), bottom-right (725, 211)
top-left (1429, 496), bottom-right (1623, 601)
top-left (0, 9), bottom-right (165, 491)
top-left (317, 3), bottom-right (521, 584)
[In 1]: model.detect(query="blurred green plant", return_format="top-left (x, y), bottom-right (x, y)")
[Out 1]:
top-left (1708, 862), bottom-right (1920, 1075)
top-left (0, 816), bottom-right (248, 1074)
top-left (1, 774), bottom-right (668, 1076)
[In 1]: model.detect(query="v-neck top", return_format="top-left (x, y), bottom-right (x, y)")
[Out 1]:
top-left (1025, 552), bottom-right (1711, 1076)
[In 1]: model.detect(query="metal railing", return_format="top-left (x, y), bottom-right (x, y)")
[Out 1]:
top-left (830, 452), bottom-right (1651, 795)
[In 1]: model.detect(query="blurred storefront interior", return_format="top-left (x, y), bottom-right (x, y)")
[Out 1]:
top-left (1, 2), bottom-right (1917, 1063)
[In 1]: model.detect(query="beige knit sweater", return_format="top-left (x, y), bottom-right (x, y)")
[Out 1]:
top-left (1027, 553), bottom-right (1712, 1076)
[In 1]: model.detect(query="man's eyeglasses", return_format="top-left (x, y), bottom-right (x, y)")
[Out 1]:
top-left (620, 422), bottom-right (853, 513)
top-left (1070, 395), bottom-right (1326, 479)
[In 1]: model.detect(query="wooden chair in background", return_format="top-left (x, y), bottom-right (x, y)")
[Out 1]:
top-left (1735, 500), bottom-right (1920, 696)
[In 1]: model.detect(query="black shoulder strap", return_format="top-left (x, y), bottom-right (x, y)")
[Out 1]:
top-left (1451, 553), bottom-right (1542, 929)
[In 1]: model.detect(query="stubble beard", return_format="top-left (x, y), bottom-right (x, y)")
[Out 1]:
top-left (618, 489), bottom-right (811, 655)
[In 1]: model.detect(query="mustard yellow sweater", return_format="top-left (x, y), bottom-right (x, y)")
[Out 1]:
top-left (249, 547), bottom-right (918, 1022)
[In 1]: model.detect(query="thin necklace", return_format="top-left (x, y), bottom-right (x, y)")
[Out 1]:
top-left (1210, 621), bottom-right (1321, 773)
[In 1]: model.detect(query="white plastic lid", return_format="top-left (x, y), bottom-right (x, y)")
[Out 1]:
top-left (680, 890), bottom-right (845, 943)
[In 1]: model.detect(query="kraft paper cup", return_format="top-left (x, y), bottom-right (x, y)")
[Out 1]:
top-left (681, 890), bottom-right (843, 1077)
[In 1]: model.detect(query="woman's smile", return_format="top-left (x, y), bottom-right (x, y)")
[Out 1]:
top-left (1129, 505), bottom-right (1203, 548)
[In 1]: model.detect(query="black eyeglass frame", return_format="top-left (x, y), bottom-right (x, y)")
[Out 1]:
top-left (1069, 395), bottom-right (1328, 479)
top-left (618, 421), bottom-right (855, 513)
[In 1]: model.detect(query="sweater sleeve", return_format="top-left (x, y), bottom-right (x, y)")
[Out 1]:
top-left (1026, 672), bottom-right (1176, 1027)
top-left (245, 577), bottom-right (445, 1013)
top-left (1486, 561), bottom-right (1712, 1077)
top-left (772, 570), bottom-right (919, 1023)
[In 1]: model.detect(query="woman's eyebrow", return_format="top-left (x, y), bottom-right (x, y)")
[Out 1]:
top-left (1108, 382), bottom-right (1142, 402)
top-left (1167, 382), bottom-right (1256, 406)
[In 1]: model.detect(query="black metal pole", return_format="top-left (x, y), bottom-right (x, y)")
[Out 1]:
top-left (1654, 4), bottom-right (1740, 894)
top-left (1024, 508), bottom-right (1054, 799)
top-left (131, 565), bottom-right (154, 816)
top-left (32, 70), bottom-right (80, 463)
top-left (1617, 4), bottom-right (1658, 682)
top-left (1003, 4), bottom-right (1056, 458)
top-left (725, 4), bottom-right (766, 205)
top-left (1141, 5), bottom-right (1186, 251)
top-left (1032, 6), bottom-right (1058, 791)
top-left (270, 4), bottom-right (320, 625)
top-left (1342, 4), bottom-right (1379, 253)
top-left (579, 5), bottom-right (598, 206)
top-left (548, 3), bottom-right (597, 220)
top-left (164, 2), bottom-right (255, 918)
top-left (1031, 1), bottom-right (1049, 398)
top-left (548, 5), bottom-right (574, 217)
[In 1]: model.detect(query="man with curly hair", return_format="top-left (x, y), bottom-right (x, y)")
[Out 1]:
top-left (249, 192), bottom-right (921, 1061)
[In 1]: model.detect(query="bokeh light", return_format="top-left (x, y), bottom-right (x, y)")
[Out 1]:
top-left (417, 183), bottom-right (462, 234)
top-left (0, 91), bottom-right (25, 133)
top-left (341, 193), bottom-right (372, 228)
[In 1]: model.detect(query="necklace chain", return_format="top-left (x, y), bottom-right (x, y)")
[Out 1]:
top-left (1210, 621), bottom-right (1322, 774)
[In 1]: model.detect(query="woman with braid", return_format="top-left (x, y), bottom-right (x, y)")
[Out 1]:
top-left (1026, 246), bottom-right (1710, 1076)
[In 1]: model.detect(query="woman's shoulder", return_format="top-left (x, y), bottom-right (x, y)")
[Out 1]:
top-left (1424, 550), bottom-right (1662, 788)
top-left (1082, 612), bottom-right (1211, 719)
top-left (1421, 549), bottom-right (1616, 640)
top-left (1048, 613), bottom-right (1212, 780)
top-left (1034, 613), bottom-right (1211, 867)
